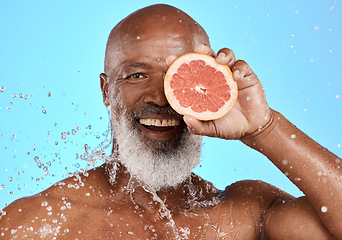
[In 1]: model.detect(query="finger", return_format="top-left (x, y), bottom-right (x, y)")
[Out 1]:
top-left (216, 48), bottom-right (236, 69)
top-left (195, 44), bottom-right (216, 57)
top-left (231, 60), bottom-right (257, 90)
top-left (166, 55), bottom-right (177, 66)
top-left (183, 115), bottom-right (206, 135)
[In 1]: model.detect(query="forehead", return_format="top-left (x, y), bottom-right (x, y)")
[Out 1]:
top-left (107, 28), bottom-right (205, 77)
top-left (105, 6), bottom-right (210, 77)
top-left (125, 32), bottom-right (195, 58)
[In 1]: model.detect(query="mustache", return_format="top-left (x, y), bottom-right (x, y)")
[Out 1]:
top-left (131, 105), bottom-right (182, 119)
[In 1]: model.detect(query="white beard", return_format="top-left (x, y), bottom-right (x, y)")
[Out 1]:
top-left (109, 107), bottom-right (202, 191)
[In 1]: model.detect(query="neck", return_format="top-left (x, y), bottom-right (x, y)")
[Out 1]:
top-left (104, 161), bottom-right (219, 213)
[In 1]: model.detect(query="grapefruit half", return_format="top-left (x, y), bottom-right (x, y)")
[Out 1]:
top-left (164, 53), bottom-right (238, 120)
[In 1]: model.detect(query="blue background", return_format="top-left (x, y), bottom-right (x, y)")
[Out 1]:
top-left (1, 0), bottom-right (341, 209)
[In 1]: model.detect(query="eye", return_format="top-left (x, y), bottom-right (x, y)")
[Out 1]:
top-left (126, 73), bottom-right (146, 79)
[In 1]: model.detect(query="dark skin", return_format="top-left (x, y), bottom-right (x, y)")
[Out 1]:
top-left (1, 4), bottom-right (341, 239)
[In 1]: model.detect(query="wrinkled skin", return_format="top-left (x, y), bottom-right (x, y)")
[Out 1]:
top-left (1, 4), bottom-right (341, 240)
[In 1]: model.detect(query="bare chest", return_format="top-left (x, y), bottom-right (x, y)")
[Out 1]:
top-left (62, 201), bottom-right (262, 240)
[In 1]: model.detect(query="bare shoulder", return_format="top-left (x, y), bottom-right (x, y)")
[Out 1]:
top-left (200, 180), bottom-right (294, 239)
top-left (223, 179), bottom-right (294, 204)
top-left (0, 165), bottom-right (112, 239)
top-left (222, 180), bottom-right (333, 239)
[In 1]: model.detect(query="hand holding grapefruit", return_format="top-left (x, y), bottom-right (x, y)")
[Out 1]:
top-left (164, 53), bottom-right (238, 121)
top-left (165, 46), bottom-right (272, 141)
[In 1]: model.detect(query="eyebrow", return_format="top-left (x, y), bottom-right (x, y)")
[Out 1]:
top-left (127, 62), bottom-right (147, 70)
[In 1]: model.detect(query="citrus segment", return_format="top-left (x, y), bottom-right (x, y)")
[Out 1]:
top-left (164, 53), bottom-right (238, 120)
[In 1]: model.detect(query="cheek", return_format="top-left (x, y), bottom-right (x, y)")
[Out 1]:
top-left (113, 84), bottom-right (145, 112)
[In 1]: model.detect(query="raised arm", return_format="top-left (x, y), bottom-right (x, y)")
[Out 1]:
top-left (181, 44), bottom-right (342, 239)
top-left (245, 109), bottom-right (341, 239)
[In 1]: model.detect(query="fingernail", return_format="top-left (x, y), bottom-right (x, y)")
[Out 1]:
top-left (218, 52), bottom-right (226, 59)
top-left (234, 70), bottom-right (240, 79)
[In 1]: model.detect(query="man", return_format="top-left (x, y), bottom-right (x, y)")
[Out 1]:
top-left (0, 4), bottom-right (341, 239)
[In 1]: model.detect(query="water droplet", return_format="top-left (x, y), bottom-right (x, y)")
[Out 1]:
top-left (42, 109), bottom-right (47, 114)
top-left (12, 93), bottom-right (17, 98)
top-left (321, 206), bottom-right (328, 212)
top-left (47, 92), bottom-right (51, 97)
top-left (290, 134), bottom-right (296, 139)
top-left (8, 177), bottom-right (13, 182)
top-left (71, 129), bottom-right (77, 135)
top-left (41, 201), bottom-right (48, 207)
top-left (61, 132), bottom-right (68, 140)
top-left (336, 94), bottom-right (340, 99)
top-left (10, 135), bottom-right (16, 141)
top-left (75, 163), bottom-right (80, 168)
top-left (282, 160), bottom-right (288, 165)
top-left (0, 86), bottom-right (5, 92)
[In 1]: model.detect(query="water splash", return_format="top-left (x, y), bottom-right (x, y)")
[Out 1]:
top-left (138, 181), bottom-right (181, 239)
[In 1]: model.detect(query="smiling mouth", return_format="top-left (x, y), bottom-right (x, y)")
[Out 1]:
top-left (137, 116), bottom-right (183, 141)
top-left (139, 118), bottom-right (180, 127)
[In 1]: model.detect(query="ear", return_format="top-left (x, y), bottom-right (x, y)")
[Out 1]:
top-left (100, 73), bottom-right (110, 107)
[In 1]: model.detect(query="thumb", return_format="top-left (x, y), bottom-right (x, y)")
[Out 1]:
top-left (183, 115), bottom-right (207, 135)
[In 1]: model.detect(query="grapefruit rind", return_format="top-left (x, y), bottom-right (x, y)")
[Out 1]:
top-left (164, 53), bottom-right (238, 121)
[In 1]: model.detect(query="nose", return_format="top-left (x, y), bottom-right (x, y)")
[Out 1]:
top-left (143, 73), bottom-right (169, 107)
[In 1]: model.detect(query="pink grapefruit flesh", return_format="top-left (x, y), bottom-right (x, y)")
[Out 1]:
top-left (164, 53), bottom-right (238, 120)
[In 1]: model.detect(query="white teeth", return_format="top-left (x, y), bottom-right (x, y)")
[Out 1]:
top-left (139, 118), bottom-right (180, 127)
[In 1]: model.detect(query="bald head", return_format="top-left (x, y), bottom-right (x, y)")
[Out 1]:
top-left (104, 4), bottom-right (210, 77)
